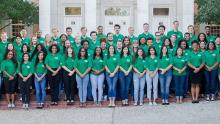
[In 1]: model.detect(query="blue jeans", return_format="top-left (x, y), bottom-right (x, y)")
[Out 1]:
top-left (159, 70), bottom-right (172, 100)
top-left (146, 72), bottom-right (159, 100)
top-left (106, 72), bottom-right (118, 98)
top-left (119, 71), bottom-right (132, 100)
top-left (90, 73), bottom-right (105, 102)
top-left (183, 69), bottom-right (189, 95)
top-left (0, 76), bottom-right (2, 98)
top-left (204, 69), bottom-right (218, 94)
top-left (174, 75), bottom-right (186, 96)
top-left (34, 74), bottom-right (46, 104)
top-left (133, 73), bottom-right (145, 103)
top-left (76, 74), bottom-right (89, 103)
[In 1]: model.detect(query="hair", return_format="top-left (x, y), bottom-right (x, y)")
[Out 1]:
top-left (107, 32), bottom-right (113, 37)
top-left (49, 44), bottom-right (60, 53)
top-left (198, 33), bottom-right (208, 43)
top-left (60, 34), bottom-right (68, 45)
top-left (207, 41), bottom-right (216, 50)
top-left (178, 39), bottom-right (189, 49)
top-left (65, 47), bottom-right (75, 60)
top-left (158, 25), bottom-right (166, 30)
top-left (107, 45), bottom-right (116, 59)
top-left (143, 23), bottom-right (149, 26)
top-left (133, 48), bottom-right (146, 63)
top-left (139, 37), bottom-right (147, 45)
top-left (93, 47), bottom-right (103, 60)
top-left (31, 43), bottom-right (47, 60)
top-left (173, 20), bottom-right (179, 24)
top-left (81, 39), bottom-right (89, 46)
top-left (162, 38), bottom-right (173, 48)
top-left (120, 46), bottom-right (130, 58)
top-left (90, 31), bottom-right (97, 36)
top-left (20, 53), bottom-right (30, 73)
top-left (122, 36), bottom-right (131, 47)
top-left (97, 25), bottom-right (103, 29)
top-left (147, 46), bottom-right (157, 56)
top-left (100, 37), bottom-right (107, 43)
top-left (81, 27), bottom-right (87, 31)
top-left (77, 47), bottom-right (88, 59)
top-left (175, 47), bottom-right (183, 56)
top-left (35, 51), bottom-right (46, 67)
top-left (114, 24), bottom-right (121, 29)
top-left (191, 40), bottom-right (199, 46)
top-left (160, 46), bottom-right (169, 59)
top-left (66, 27), bottom-right (72, 31)
top-left (4, 50), bottom-right (18, 68)
top-left (21, 43), bottom-right (30, 53)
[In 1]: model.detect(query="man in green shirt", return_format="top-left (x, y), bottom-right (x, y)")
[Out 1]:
top-left (20, 29), bottom-right (31, 46)
top-left (97, 26), bottom-right (106, 42)
top-left (205, 26), bottom-right (216, 42)
top-left (80, 27), bottom-right (92, 42)
top-left (138, 23), bottom-right (155, 42)
top-left (66, 27), bottom-right (75, 46)
top-left (113, 24), bottom-right (124, 45)
top-left (167, 21), bottom-right (183, 44)
top-left (158, 25), bottom-right (167, 42)
top-left (128, 27), bottom-right (138, 42)
top-left (36, 30), bottom-right (45, 44)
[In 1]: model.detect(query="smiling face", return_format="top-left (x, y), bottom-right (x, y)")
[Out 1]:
top-left (23, 54), bottom-right (29, 61)
top-left (7, 51), bottom-right (14, 59)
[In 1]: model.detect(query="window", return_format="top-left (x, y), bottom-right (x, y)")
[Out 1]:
top-left (65, 7), bottom-right (81, 15)
top-left (12, 21), bottom-right (24, 36)
top-left (207, 25), bottom-right (220, 37)
top-left (153, 8), bottom-right (169, 16)
top-left (105, 7), bottom-right (130, 16)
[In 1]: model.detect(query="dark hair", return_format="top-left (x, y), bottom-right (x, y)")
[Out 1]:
top-left (20, 53), bottom-right (30, 73)
top-left (77, 47), bottom-right (88, 59)
top-left (147, 46), bottom-right (157, 56)
top-left (114, 24), bottom-right (121, 29)
top-left (107, 32), bottom-right (113, 37)
top-left (97, 25), bottom-right (103, 29)
top-left (60, 34), bottom-right (68, 45)
top-left (120, 46), bottom-right (130, 58)
top-left (139, 37), bottom-right (147, 45)
top-left (198, 33), bottom-right (208, 43)
top-left (4, 50), bottom-right (18, 68)
top-left (160, 46), bottom-right (169, 59)
top-left (207, 41), bottom-right (216, 50)
top-left (175, 47), bottom-right (183, 56)
top-left (158, 25), bottom-right (166, 30)
top-left (90, 31), bottom-right (97, 36)
top-left (31, 43), bottom-right (47, 60)
top-left (93, 47), bottom-right (103, 60)
top-left (178, 39), bottom-right (189, 49)
top-left (191, 40), bottom-right (199, 46)
top-left (133, 48), bottom-right (146, 63)
top-left (122, 36), bottom-right (131, 47)
top-left (65, 47), bottom-right (75, 60)
top-left (21, 43), bottom-right (30, 53)
top-left (184, 32), bottom-right (190, 36)
top-left (35, 51), bottom-right (46, 67)
top-left (162, 38), bottom-right (173, 49)
top-left (81, 39), bottom-right (89, 46)
top-left (66, 27), bottom-right (72, 31)
top-left (107, 45), bottom-right (116, 59)
top-left (49, 44), bottom-right (60, 53)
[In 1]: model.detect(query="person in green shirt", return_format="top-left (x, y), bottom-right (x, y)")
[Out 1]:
top-left (198, 33), bottom-right (208, 44)
top-left (31, 43), bottom-right (47, 63)
top-left (122, 36), bottom-right (132, 48)
top-left (204, 41), bottom-right (219, 101)
top-left (66, 27), bottom-right (75, 46)
top-left (73, 35), bottom-right (82, 57)
top-left (188, 41), bottom-right (205, 103)
top-left (158, 25), bottom-right (167, 42)
top-left (138, 37), bottom-right (148, 53)
top-left (205, 26), bottom-right (216, 42)
top-left (17, 53), bottom-right (33, 109)
top-left (0, 32), bottom-right (9, 68)
top-left (34, 51), bottom-right (47, 108)
top-left (162, 38), bottom-right (174, 56)
top-left (80, 27), bottom-right (92, 42)
top-left (61, 47), bottom-right (76, 105)
top-left (106, 32), bottom-right (115, 48)
top-left (90, 47), bottom-right (105, 106)
top-left (154, 32), bottom-right (163, 55)
top-left (20, 29), bottom-right (31, 46)
top-left (51, 28), bottom-right (61, 45)
top-left (1, 50), bottom-right (17, 108)
top-left (100, 38), bottom-right (108, 57)
top-left (36, 30), bottom-right (45, 44)
top-left (116, 40), bottom-right (123, 57)
top-left (89, 31), bottom-right (100, 51)
top-left (167, 21), bottom-right (183, 44)
top-left (97, 26), bottom-right (106, 42)
top-left (119, 46), bottom-right (133, 106)
top-left (128, 27), bottom-right (138, 43)
top-left (132, 48), bottom-right (146, 106)
top-left (45, 44), bottom-right (62, 105)
top-left (17, 44), bottom-right (30, 64)
top-left (113, 24), bottom-right (124, 45)
top-left (75, 47), bottom-right (91, 107)
top-left (138, 23), bottom-right (155, 41)
top-left (145, 46), bottom-right (159, 105)
top-left (104, 45), bottom-right (119, 107)
top-left (173, 47), bottom-right (188, 104)
top-left (158, 46), bottom-right (173, 105)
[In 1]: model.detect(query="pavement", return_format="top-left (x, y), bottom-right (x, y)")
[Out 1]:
top-left (0, 100), bottom-right (220, 124)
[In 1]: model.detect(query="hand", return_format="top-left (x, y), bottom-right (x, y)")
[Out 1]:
top-left (23, 77), bottom-right (27, 82)
top-left (125, 71), bottom-right (129, 76)
top-left (52, 71), bottom-right (57, 76)
top-left (139, 73), bottom-right (144, 78)
top-left (110, 73), bottom-right (114, 77)
top-left (37, 77), bottom-right (42, 81)
top-left (178, 69), bottom-right (182, 74)
top-left (208, 67), bottom-right (212, 72)
top-left (161, 69), bottom-right (166, 74)
top-left (9, 76), bottom-right (14, 80)
top-left (194, 68), bottom-right (200, 73)
top-left (68, 71), bottom-right (73, 76)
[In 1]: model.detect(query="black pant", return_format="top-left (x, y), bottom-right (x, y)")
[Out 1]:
top-left (63, 70), bottom-right (75, 101)
top-left (48, 69), bottom-right (61, 102)
top-left (4, 77), bottom-right (16, 94)
top-left (19, 77), bottom-right (31, 104)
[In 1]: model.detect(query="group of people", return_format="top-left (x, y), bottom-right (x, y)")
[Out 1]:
top-left (0, 20), bottom-right (219, 109)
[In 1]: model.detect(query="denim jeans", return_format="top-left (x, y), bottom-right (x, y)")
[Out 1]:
top-left (133, 72), bottom-right (145, 103)
top-left (0, 76), bottom-right (2, 98)
top-left (146, 72), bottom-right (158, 100)
top-left (90, 73), bottom-right (105, 102)
top-left (159, 70), bottom-right (172, 100)
top-left (204, 69), bottom-right (218, 94)
top-left (183, 68), bottom-right (189, 95)
top-left (34, 74), bottom-right (46, 104)
top-left (106, 72), bottom-right (118, 98)
top-left (119, 71), bottom-right (132, 100)
top-left (76, 74), bottom-right (89, 103)
top-left (174, 75), bottom-right (186, 96)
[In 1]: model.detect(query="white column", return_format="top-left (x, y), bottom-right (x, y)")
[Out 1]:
top-left (39, 0), bottom-right (51, 36)
top-left (182, 0), bottom-right (194, 33)
top-left (85, 0), bottom-right (97, 33)
top-left (137, 0), bottom-right (149, 34)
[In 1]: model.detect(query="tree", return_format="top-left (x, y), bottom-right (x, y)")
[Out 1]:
top-left (195, 0), bottom-right (220, 24)
top-left (0, 0), bottom-right (39, 30)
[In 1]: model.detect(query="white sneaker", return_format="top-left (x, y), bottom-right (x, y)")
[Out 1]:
top-left (149, 102), bottom-right (153, 106)
top-left (206, 95), bottom-right (210, 101)
top-left (8, 104), bottom-right (12, 108)
top-left (133, 102), bottom-right (138, 106)
top-left (153, 102), bottom-right (157, 106)
top-left (211, 95), bottom-right (215, 101)
top-left (22, 104), bottom-right (26, 109)
top-left (139, 102), bottom-right (143, 106)
top-left (26, 104), bottom-right (29, 109)
top-left (11, 103), bottom-right (15, 108)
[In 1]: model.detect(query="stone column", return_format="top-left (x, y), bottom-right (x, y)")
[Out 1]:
top-left (39, 0), bottom-right (51, 36)
top-left (85, 0), bottom-right (97, 33)
top-left (137, 0), bottom-right (149, 34)
top-left (182, 0), bottom-right (194, 33)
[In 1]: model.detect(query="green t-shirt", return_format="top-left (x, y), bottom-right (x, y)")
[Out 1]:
top-left (128, 35), bottom-right (138, 42)
top-left (0, 41), bottom-right (8, 64)
top-left (145, 56), bottom-right (159, 71)
top-left (89, 39), bottom-right (100, 51)
top-left (167, 30), bottom-right (183, 44)
top-left (1, 59), bottom-right (17, 79)
top-left (22, 37), bottom-right (31, 46)
top-left (204, 50), bottom-right (219, 70)
top-left (17, 61), bottom-right (34, 77)
top-left (35, 61), bottom-right (47, 74)
top-left (188, 51), bottom-right (205, 68)
top-left (113, 34), bottom-right (124, 45)
top-left (104, 55), bottom-right (119, 73)
top-left (60, 56), bottom-right (75, 70)
top-left (91, 57), bottom-right (105, 75)
top-left (133, 57), bottom-right (146, 73)
top-left (37, 37), bottom-right (45, 44)
top-left (75, 58), bottom-right (92, 75)
top-left (173, 56), bottom-right (188, 76)
top-left (119, 55), bottom-right (132, 71)
top-left (97, 33), bottom-right (106, 42)
top-left (158, 56), bottom-right (173, 69)
top-left (138, 32), bottom-right (155, 41)
top-left (67, 35), bottom-right (75, 46)
top-left (45, 53), bottom-right (61, 68)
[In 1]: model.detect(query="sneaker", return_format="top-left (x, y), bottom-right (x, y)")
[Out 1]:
top-left (206, 95), bottom-right (210, 101)
top-left (37, 103), bottom-right (41, 109)
top-left (139, 102), bottom-right (143, 106)
top-left (22, 104), bottom-right (26, 109)
top-left (26, 104), bottom-right (29, 109)
top-left (211, 94), bottom-right (215, 101)
top-left (149, 102), bottom-right (153, 106)
top-left (153, 102), bottom-right (157, 106)
top-left (11, 103), bottom-right (16, 108)
top-left (133, 102), bottom-right (138, 106)
top-left (70, 100), bottom-right (74, 103)
top-left (8, 104), bottom-right (12, 108)
top-left (125, 99), bottom-right (128, 105)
